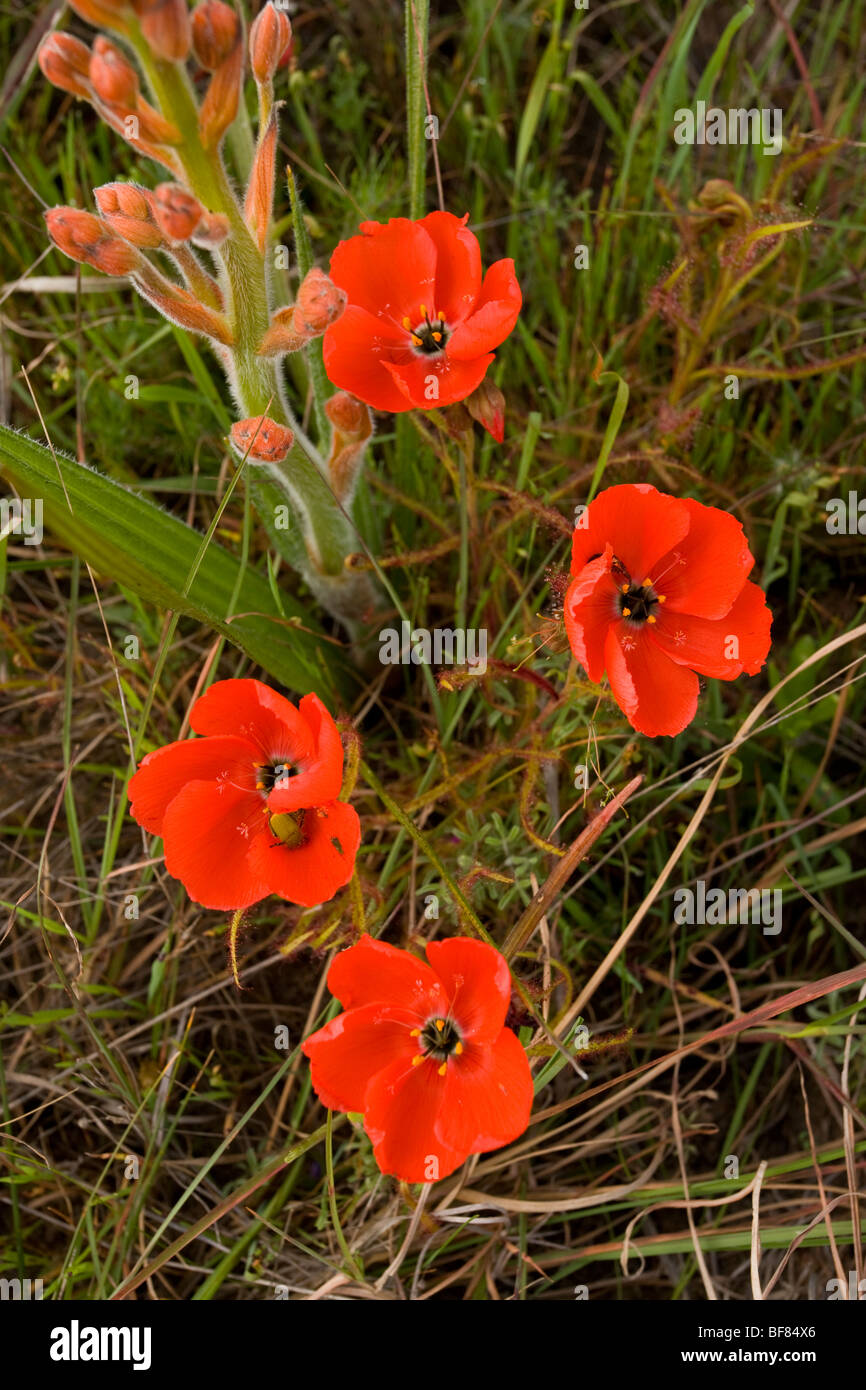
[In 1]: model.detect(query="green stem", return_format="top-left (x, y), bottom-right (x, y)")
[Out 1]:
top-left (405, 0), bottom-right (430, 219)
top-left (128, 29), bottom-right (382, 632)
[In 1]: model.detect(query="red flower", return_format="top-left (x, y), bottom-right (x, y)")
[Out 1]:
top-left (564, 484), bottom-right (772, 737)
top-left (302, 935), bottom-right (533, 1183)
top-left (128, 679), bottom-right (360, 910)
top-left (322, 212), bottom-right (521, 415)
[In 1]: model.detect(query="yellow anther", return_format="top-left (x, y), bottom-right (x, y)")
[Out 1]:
top-left (455, 1041), bottom-right (463, 1056)
top-left (432, 331), bottom-right (442, 342)
top-left (412, 1054), bottom-right (424, 1066)
top-left (435, 1018), bottom-right (445, 1031)
top-left (438, 1062), bottom-right (447, 1076)
top-left (621, 584), bottom-right (630, 593)
top-left (657, 594), bottom-right (667, 603)
top-left (410, 1028), bottom-right (420, 1037)
top-left (411, 334), bottom-right (423, 346)
top-left (647, 614), bottom-right (657, 624)
top-left (255, 781), bottom-right (265, 790)
top-left (419, 302), bottom-right (427, 318)
top-left (622, 607), bottom-right (631, 617)
top-left (402, 315), bottom-right (411, 328)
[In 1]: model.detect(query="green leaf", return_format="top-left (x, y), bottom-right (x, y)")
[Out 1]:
top-left (0, 426), bottom-right (353, 700)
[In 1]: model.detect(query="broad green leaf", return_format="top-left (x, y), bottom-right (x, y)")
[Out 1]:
top-left (0, 426), bottom-right (353, 700)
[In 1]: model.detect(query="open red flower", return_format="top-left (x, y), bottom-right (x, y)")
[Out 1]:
top-left (302, 935), bottom-right (533, 1183)
top-left (128, 679), bottom-right (360, 910)
top-left (322, 212), bottom-right (521, 415)
top-left (564, 484), bottom-right (772, 737)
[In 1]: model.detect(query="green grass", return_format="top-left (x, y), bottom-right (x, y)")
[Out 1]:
top-left (0, 0), bottom-right (864, 1300)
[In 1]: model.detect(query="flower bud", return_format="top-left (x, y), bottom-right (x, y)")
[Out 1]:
top-left (256, 306), bottom-right (308, 357)
top-left (465, 378), bottom-right (505, 443)
top-left (325, 392), bottom-right (368, 439)
top-left (191, 0), bottom-right (240, 70)
top-left (89, 36), bottom-right (139, 107)
top-left (67, 0), bottom-right (131, 34)
top-left (249, 3), bottom-right (291, 85)
top-left (294, 267), bottom-right (346, 336)
top-left (38, 34), bottom-right (93, 100)
top-left (230, 416), bottom-right (294, 462)
top-left (152, 183), bottom-right (205, 242)
top-left (191, 211), bottom-right (229, 247)
top-left (45, 206), bottom-right (142, 276)
top-left (243, 108), bottom-right (277, 252)
top-left (94, 182), bottom-right (164, 248)
top-left (136, 0), bottom-right (192, 62)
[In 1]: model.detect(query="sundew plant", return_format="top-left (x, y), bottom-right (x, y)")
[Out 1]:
top-left (0, 0), bottom-right (864, 1312)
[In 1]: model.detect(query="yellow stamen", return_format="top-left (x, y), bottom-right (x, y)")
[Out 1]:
top-left (647, 614), bottom-right (656, 624)
top-left (412, 1054), bottom-right (423, 1066)
top-left (255, 781), bottom-right (265, 791)
top-left (657, 594), bottom-right (667, 603)
top-left (435, 1019), bottom-right (445, 1031)
top-left (438, 1062), bottom-right (447, 1076)
top-left (410, 1028), bottom-right (420, 1037)
top-left (455, 1041), bottom-right (463, 1056)
top-left (432, 331), bottom-right (442, 342)
top-left (402, 315), bottom-right (410, 328)
top-left (621, 584), bottom-right (630, 594)
top-left (419, 302), bottom-right (427, 317)
top-left (411, 334), bottom-right (423, 346)
top-left (622, 607), bottom-right (631, 617)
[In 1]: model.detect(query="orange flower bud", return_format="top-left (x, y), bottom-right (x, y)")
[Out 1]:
top-left (191, 0), bottom-right (240, 70)
top-left (152, 183), bottom-right (205, 242)
top-left (94, 182), bottom-right (164, 248)
top-left (325, 392), bottom-right (369, 440)
top-left (256, 306), bottom-right (308, 357)
top-left (45, 207), bottom-right (142, 277)
top-left (67, 0), bottom-right (131, 34)
top-left (38, 34), bottom-right (93, 100)
top-left (132, 262), bottom-right (235, 344)
top-left (136, 0), bottom-right (192, 62)
top-left (198, 47), bottom-right (243, 149)
top-left (230, 416), bottom-right (294, 462)
top-left (465, 378), bottom-right (506, 443)
top-left (89, 36), bottom-right (139, 107)
top-left (243, 109), bottom-right (277, 253)
top-left (249, 3), bottom-right (291, 85)
top-left (294, 267), bottom-right (347, 336)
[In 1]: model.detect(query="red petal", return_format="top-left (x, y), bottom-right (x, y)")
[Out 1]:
top-left (604, 624), bottom-right (699, 737)
top-left (653, 498), bottom-right (757, 619)
top-left (363, 1055), bottom-right (465, 1183)
top-left (190, 679), bottom-right (314, 765)
top-left (322, 306), bottom-right (413, 412)
top-left (266, 692), bottom-right (344, 812)
top-left (563, 545), bottom-right (618, 682)
top-left (653, 580), bottom-right (772, 678)
top-left (418, 210), bottom-right (481, 324)
top-left (160, 780), bottom-right (270, 909)
top-left (382, 350), bottom-right (494, 409)
top-left (425, 937), bottom-right (512, 1044)
top-left (328, 217), bottom-right (437, 323)
top-left (326, 934), bottom-right (446, 1017)
top-left (128, 734), bottom-right (257, 835)
top-left (571, 484), bottom-right (690, 588)
top-left (437, 1028), bottom-right (533, 1155)
top-left (446, 258), bottom-right (522, 359)
top-left (251, 799), bottom-right (360, 907)
top-left (302, 1003), bottom-right (416, 1112)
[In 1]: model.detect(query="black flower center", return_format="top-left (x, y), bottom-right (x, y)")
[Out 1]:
top-left (405, 303), bottom-right (448, 355)
top-left (619, 582), bottom-right (659, 624)
top-left (419, 1016), bottom-right (462, 1059)
top-left (255, 759), bottom-right (293, 793)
